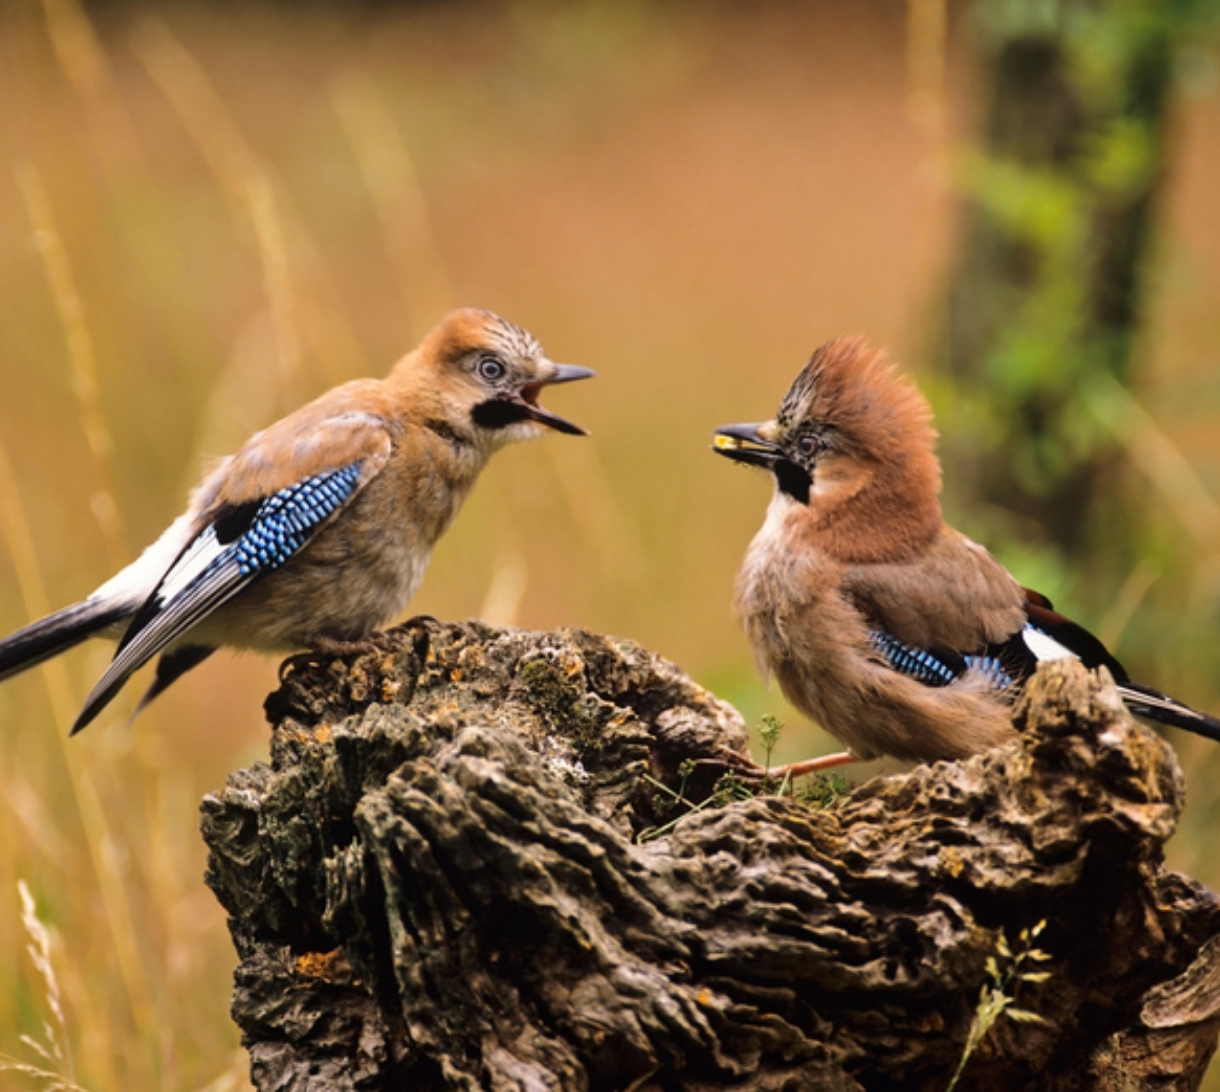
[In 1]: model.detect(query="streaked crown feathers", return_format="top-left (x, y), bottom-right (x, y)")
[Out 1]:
top-left (418, 308), bottom-right (543, 370)
top-left (779, 336), bottom-right (939, 473)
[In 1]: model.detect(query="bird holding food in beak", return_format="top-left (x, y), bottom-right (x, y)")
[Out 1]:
top-left (713, 335), bottom-right (1220, 772)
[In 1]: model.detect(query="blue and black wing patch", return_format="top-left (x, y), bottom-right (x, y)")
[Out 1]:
top-left (867, 630), bottom-right (1015, 693)
top-left (72, 462), bottom-right (364, 733)
top-left (867, 631), bottom-right (961, 687)
top-left (867, 587), bottom-right (1220, 743)
top-left (229, 463), bottom-right (364, 575)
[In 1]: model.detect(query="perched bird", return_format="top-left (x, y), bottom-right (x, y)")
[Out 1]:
top-left (0, 308), bottom-right (593, 734)
top-left (713, 335), bottom-right (1220, 771)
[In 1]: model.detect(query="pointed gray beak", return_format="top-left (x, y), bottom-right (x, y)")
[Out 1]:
top-left (712, 422), bottom-right (782, 468)
top-left (517, 364), bottom-right (596, 435)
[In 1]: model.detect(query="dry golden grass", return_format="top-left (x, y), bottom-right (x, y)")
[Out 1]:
top-left (0, 2), bottom-right (1217, 1089)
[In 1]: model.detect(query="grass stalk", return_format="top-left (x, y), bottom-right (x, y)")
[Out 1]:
top-left (38, 0), bottom-right (142, 181)
top-left (130, 18), bottom-right (258, 224)
top-left (0, 412), bottom-right (156, 1092)
top-left (245, 170), bottom-right (303, 412)
top-left (1084, 370), bottom-right (1220, 550)
top-left (330, 70), bottom-right (456, 340)
top-left (15, 163), bottom-right (126, 572)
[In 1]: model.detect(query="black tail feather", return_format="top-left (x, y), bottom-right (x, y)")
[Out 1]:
top-left (96, 645), bottom-right (215, 736)
top-left (0, 600), bottom-right (130, 683)
top-left (1119, 682), bottom-right (1220, 743)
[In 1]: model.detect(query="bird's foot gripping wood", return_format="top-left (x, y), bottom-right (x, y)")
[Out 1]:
top-left (276, 622), bottom-right (434, 684)
top-left (205, 628), bottom-right (1220, 1092)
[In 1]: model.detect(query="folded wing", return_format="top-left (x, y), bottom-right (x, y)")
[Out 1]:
top-left (72, 461), bottom-right (368, 733)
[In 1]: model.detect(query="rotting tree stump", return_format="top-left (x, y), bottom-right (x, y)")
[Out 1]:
top-left (201, 619), bottom-right (1220, 1091)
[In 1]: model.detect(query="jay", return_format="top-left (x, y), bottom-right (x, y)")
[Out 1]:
top-left (713, 335), bottom-right (1220, 771)
top-left (0, 308), bottom-right (592, 734)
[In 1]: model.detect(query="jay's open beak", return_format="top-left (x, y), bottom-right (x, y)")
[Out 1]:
top-left (712, 422), bottom-right (783, 468)
top-left (516, 364), bottom-right (596, 435)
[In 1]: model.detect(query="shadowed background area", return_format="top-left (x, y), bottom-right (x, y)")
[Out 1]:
top-left (0, 1), bottom-right (1217, 1089)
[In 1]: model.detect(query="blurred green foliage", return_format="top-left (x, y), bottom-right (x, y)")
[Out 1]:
top-left (941, 0), bottom-right (1220, 773)
top-left (948, 0), bottom-right (1220, 513)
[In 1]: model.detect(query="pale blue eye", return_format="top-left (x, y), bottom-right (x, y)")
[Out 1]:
top-left (478, 357), bottom-right (505, 381)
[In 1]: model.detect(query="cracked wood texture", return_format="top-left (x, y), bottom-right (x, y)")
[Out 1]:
top-left (201, 619), bottom-right (1220, 1091)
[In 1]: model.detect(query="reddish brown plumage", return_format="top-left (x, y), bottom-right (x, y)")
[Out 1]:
top-left (187, 308), bottom-right (567, 650)
top-left (721, 335), bottom-right (1027, 763)
top-left (199, 309), bottom-right (546, 517)
top-left (781, 337), bottom-right (944, 564)
top-left (780, 337), bottom-right (940, 474)
top-left (724, 334), bottom-right (1219, 762)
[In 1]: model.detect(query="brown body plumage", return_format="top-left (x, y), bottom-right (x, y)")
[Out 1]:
top-left (192, 311), bottom-right (556, 649)
top-left (715, 336), bottom-right (1220, 766)
top-left (0, 308), bottom-right (593, 733)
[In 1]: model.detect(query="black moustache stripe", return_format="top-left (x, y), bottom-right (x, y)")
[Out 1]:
top-left (472, 398), bottom-right (532, 430)
top-left (776, 461), bottom-right (813, 503)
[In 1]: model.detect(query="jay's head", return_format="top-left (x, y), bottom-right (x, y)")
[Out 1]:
top-left (401, 308), bottom-right (593, 447)
top-left (713, 336), bottom-right (941, 511)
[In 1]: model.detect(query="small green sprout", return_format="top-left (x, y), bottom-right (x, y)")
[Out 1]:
top-left (758, 714), bottom-right (784, 769)
top-left (946, 920), bottom-right (1052, 1092)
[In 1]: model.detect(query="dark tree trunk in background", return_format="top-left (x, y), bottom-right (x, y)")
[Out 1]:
top-left (944, 0), bottom-right (1188, 555)
top-left (201, 621), bottom-right (1220, 1091)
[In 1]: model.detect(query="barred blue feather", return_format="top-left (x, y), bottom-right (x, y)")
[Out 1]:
top-left (71, 460), bottom-right (365, 732)
top-left (868, 630), bottom-right (1015, 692)
top-left (0, 307), bottom-right (594, 737)
top-left (964, 654), bottom-right (1013, 691)
top-left (235, 463), bottom-right (364, 576)
top-left (868, 631), bottom-right (957, 686)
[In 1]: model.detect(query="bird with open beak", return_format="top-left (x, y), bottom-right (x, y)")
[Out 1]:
top-left (0, 308), bottom-right (593, 733)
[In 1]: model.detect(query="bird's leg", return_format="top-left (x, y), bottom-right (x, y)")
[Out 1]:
top-left (394, 615), bottom-right (436, 661)
top-left (279, 617), bottom-right (442, 682)
top-left (395, 614), bottom-right (440, 633)
top-left (759, 751), bottom-right (858, 779)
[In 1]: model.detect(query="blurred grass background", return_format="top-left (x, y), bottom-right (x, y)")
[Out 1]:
top-left (0, 0), bottom-right (1217, 1088)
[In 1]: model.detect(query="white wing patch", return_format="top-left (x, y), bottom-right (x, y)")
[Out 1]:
top-left (155, 526), bottom-right (226, 604)
top-left (1022, 624), bottom-right (1078, 663)
top-left (90, 511), bottom-right (201, 608)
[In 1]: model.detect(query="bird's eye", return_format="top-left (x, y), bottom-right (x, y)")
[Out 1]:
top-left (477, 357), bottom-right (506, 382)
top-left (796, 434), bottom-right (821, 458)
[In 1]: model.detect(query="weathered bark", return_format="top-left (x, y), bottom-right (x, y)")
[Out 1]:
top-left (201, 619), bottom-right (1220, 1091)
